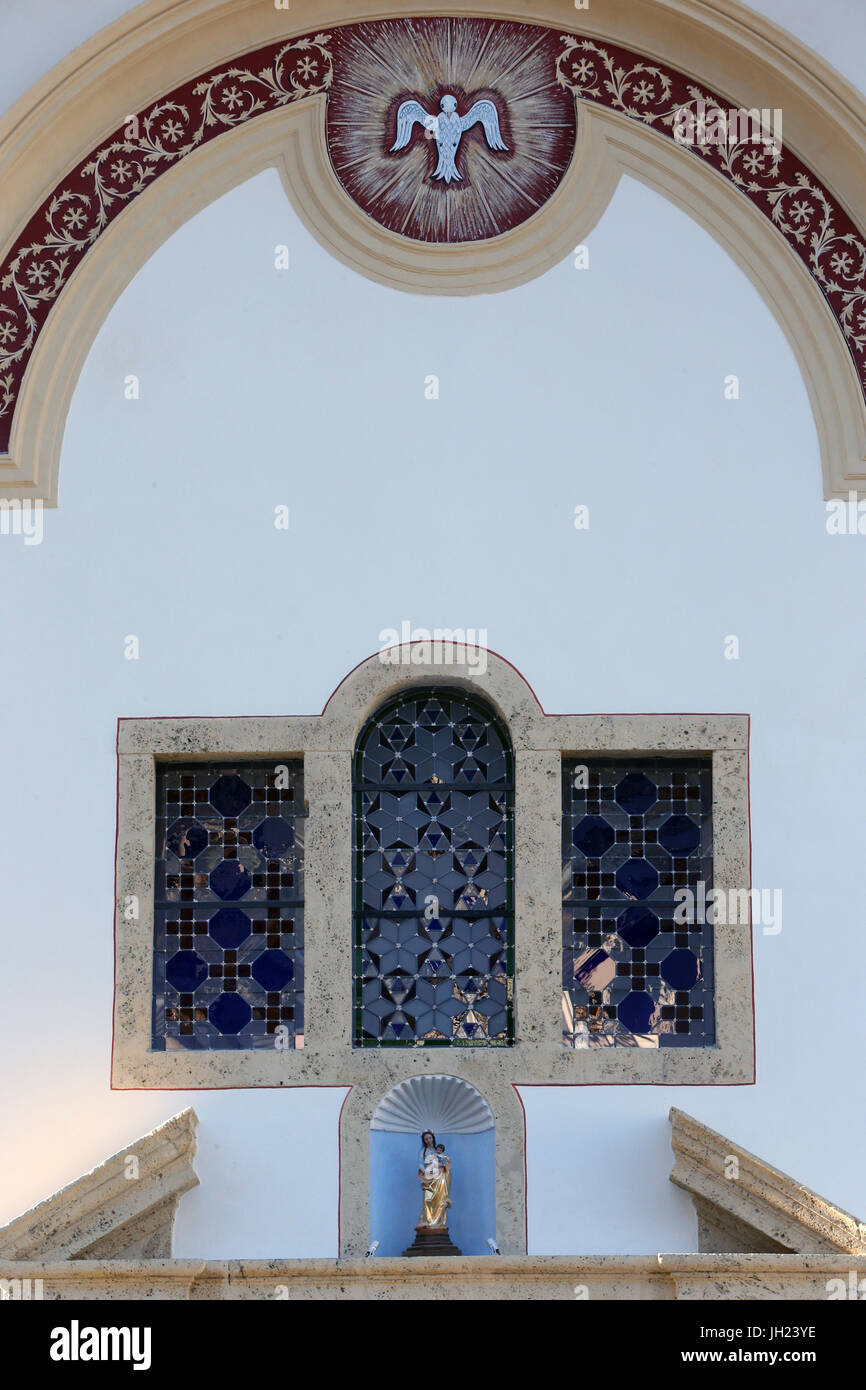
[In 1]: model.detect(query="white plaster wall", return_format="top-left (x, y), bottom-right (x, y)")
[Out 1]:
top-left (0, 2), bottom-right (864, 1258)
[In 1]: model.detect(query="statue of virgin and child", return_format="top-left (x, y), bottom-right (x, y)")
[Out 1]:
top-left (417, 1129), bottom-right (452, 1228)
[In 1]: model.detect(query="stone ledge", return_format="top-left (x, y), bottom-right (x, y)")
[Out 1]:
top-left (1, 1253), bottom-right (863, 1300)
top-left (0, 1110), bottom-right (198, 1260)
top-left (670, 1108), bottom-right (866, 1255)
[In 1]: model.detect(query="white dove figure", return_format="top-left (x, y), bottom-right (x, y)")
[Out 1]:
top-left (390, 93), bottom-right (508, 183)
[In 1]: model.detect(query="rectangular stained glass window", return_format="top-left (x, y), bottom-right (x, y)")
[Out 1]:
top-left (153, 760), bottom-right (304, 1051)
top-left (562, 757), bottom-right (714, 1049)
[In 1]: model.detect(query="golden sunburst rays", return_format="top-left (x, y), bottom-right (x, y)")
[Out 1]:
top-left (327, 18), bottom-right (576, 243)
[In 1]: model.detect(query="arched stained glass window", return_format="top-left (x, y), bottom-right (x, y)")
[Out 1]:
top-left (353, 688), bottom-right (514, 1047)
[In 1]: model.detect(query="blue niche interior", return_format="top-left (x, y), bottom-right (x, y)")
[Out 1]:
top-left (369, 1128), bottom-right (496, 1256)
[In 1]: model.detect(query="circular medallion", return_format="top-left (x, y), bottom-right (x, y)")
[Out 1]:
top-left (327, 18), bottom-right (577, 243)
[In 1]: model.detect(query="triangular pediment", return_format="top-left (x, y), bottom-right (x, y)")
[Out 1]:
top-left (0, 1109), bottom-right (198, 1260)
top-left (670, 1108), bottom-right (866, 1255)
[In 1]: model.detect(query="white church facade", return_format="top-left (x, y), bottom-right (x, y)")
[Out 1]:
top-left (0, 0), bottom-right (865, 1306)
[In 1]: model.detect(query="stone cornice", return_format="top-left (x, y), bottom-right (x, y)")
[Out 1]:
top-left (669, 1107), bottom-right (866, 1255)
top-left (1, 1252), bottom-right (863, 1300)
top-left (0, 1109), bottom-right (198, 1260)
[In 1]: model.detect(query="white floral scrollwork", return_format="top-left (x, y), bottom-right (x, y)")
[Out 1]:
top-left (1, 22), bottom-right (866, 449)
top-left (0, 33), bottom-right (333, 440)
top-left (556, 35), bottom-right (866, 384)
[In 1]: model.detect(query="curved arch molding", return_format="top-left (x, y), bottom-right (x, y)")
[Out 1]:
top-left (1, 0), bottom-right (865, 501)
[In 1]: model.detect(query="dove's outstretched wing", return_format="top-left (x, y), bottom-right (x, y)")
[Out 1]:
top-left (459, 99), bottom-right (508, 151)
top-left (391, 100), bottom-right (438, 151)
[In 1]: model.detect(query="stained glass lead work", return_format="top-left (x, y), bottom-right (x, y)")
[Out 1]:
top-left (562, 758), bottom-right (714, 1048)
top-left (354, 689), bottom-right (514, 1046)
top-left (153, 761), bottom-right (304, 1051)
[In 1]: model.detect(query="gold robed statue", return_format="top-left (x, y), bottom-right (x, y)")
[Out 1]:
top-left (418, 1130), bottom-right (452, 1228)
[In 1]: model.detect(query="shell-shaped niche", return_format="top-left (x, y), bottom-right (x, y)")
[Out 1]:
top-left (371, 1074), bottom-right (494, 1134)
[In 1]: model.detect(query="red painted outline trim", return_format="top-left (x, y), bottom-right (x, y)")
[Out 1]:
top-left (512, 1083), bottom-right (529, 1254)
top-left (337, 1084), bottom-right (352, 1256)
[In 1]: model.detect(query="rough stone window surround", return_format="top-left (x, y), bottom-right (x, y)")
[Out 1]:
top-left (113, 647), bottom-right (753, 1091)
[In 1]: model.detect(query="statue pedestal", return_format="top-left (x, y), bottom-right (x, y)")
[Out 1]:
top-left (402, 1225), bottom-right (462, 1258)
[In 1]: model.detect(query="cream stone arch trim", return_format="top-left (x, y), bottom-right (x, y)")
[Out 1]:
top-left (590, 107), bottom-right (866, 502)
top-left (1, 0), bottom-right (866, 501)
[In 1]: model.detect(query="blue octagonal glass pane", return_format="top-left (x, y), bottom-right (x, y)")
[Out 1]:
top-left (615, 858), bottom-right (659, 900)
top-left (209, 774), bottom-right (252, 818)
top-left (615, 773), bottom-right (657, 814)
top-left (165, 950), bottom-right (207, 992)
top-left (253, 817), bottom-right (294, 859)
top-left (617, 905), bottom-right (660, 949)
top-left (166, 817), bottom-right (208, 859)
top-left (617, 991), bottom-right (656, 1033)
top-left (209, 859), bottom-right (251, 901)
top-left (251, 949), bottom-right (294, 992)
top-left (659, 815), bottom-right (700, 854)
top-left (209, 992), bottom-right (252, 1035)
top-left (661, 948), bottom-right (699, 990)
top-left (209, 908), bottom-right (251, 949)
top-left (572, 815), bottom-right (615, 858)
